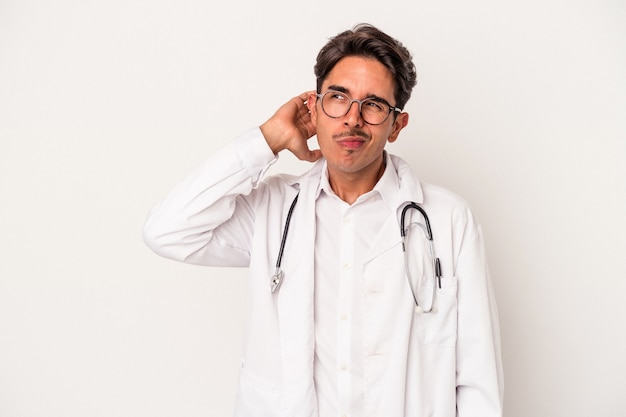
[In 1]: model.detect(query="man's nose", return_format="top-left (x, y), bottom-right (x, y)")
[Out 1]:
top-left (343, 100), bottom-right (364, 126)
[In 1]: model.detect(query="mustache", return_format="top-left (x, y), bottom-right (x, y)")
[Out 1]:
top-left (333, 130), bottom-right (371, 140)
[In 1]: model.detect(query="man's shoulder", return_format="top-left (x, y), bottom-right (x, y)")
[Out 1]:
top-left (390, 154), bottom-right (471, 210)
top-left (262, 159), bottom-right (325, 189)
top-left (421, 182), bottom-right (469, 207)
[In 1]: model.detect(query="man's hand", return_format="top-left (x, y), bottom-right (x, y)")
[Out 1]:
top-left (260, 91), bottom-right (322, 163)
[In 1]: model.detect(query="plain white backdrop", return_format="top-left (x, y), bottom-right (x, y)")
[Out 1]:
top-left (1, 0), bottom-right (624, 416)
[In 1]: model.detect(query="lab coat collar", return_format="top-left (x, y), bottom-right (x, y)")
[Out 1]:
top-left (285, 151), bottom-right (425, 207)
top-left (387, 152), bottom-right (425, 206)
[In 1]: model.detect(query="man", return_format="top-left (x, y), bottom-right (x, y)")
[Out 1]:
top-left (144, 24), bottom-right (503, 417)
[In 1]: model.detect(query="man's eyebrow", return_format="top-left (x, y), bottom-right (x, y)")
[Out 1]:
top-left (326, 85), bottom-right (392, 105)
top-left (327, 85), bottom-right (349, 94)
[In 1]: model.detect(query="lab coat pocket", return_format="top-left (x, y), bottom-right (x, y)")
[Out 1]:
top-left (414, 275), bottom-right (458, 347)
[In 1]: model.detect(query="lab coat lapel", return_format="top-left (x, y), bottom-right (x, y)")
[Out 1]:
top-left (363, 154), bottom-right (425, 263)
top-left (276, 165), bottom-right (320, 416)
top-left (362, 213), bottom-right (402, 264)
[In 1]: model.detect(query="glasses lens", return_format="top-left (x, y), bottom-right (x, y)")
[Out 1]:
top-left (360, 99), bottom-right (389, 125)
top-left (321, 92), bottom-right (350, 118)
top-left (321, 91), bottom-right (391, 125)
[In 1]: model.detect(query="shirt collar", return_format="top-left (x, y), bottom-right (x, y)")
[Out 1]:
top-left (315, 151), bottom-right (400, 208)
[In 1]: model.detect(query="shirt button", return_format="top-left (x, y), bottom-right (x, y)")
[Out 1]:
top-left (340, 364), bottom-right (348, 371)
top-left (343, 263), bottom-right (350, 270)
top-left (340, 313), bottom-right (348, 320)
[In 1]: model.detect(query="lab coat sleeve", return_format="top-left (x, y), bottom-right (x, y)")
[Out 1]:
top-left (143, 128), bottom-right (277, 267)
top-left (455, 213), bottom-right (504, 416)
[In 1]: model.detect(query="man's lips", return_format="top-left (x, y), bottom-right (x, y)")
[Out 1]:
top-left (334, 131), bottom-right (370, 149)
top-left (337, 138), bottom-right (366, 149)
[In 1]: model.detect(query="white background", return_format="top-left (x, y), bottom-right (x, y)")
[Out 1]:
top-left (1, 0), bottom-right (624, 416)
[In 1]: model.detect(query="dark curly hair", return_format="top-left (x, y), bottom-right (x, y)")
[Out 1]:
top-left (314, 24), bottom-right (417, 110)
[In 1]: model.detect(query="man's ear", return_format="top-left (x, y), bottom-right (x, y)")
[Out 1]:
top-left (307, 92), bottom-right (318, 127)
top-left (387, 112), bottom-right (409, 143)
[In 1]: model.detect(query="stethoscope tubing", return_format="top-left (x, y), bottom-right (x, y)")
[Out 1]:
top-left (271, 193), bottom-right (299, 293)
top-left (401, 203), bottom-right (433, 241)
top-left (401, 202), bottom-right (441, 313)
top-left (271, 194), bottom-right (442, 314)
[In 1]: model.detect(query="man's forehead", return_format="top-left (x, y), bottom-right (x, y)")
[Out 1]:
top-left (320, 56), bottom-right (396, 101)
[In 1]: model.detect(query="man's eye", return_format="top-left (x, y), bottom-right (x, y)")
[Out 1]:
top-left (364, 100), bottom-right (385, 111)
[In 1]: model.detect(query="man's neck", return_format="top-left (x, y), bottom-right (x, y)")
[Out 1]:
top-left (327, 160), bottom-right (386, 205)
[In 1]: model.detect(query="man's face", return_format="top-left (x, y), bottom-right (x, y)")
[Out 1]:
top-left (308, 56), bottom-right (409, 181)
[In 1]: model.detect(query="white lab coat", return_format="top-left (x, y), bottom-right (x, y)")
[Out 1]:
top-left (143, 128), bottom-right (504, 417)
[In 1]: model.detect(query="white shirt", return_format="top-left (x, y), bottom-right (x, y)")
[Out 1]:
top-left (314, 159), bottom-right (399, 417)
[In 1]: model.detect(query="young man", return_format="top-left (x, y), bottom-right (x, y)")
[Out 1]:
top-left (144, 24), bottom-right (503, 417)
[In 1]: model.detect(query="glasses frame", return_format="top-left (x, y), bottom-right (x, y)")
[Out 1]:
top-left (316, 90), bottom-right (402, 126)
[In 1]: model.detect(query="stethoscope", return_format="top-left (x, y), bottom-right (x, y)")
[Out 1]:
top-left (271, 194), bottom-right (442, 314)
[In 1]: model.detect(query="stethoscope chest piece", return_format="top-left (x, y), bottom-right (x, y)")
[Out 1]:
top-left (271, 268), bottom-right (283, 293)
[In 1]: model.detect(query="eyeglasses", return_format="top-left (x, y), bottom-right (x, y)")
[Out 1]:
top-left (316, 90), bottom-right (402, 125)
